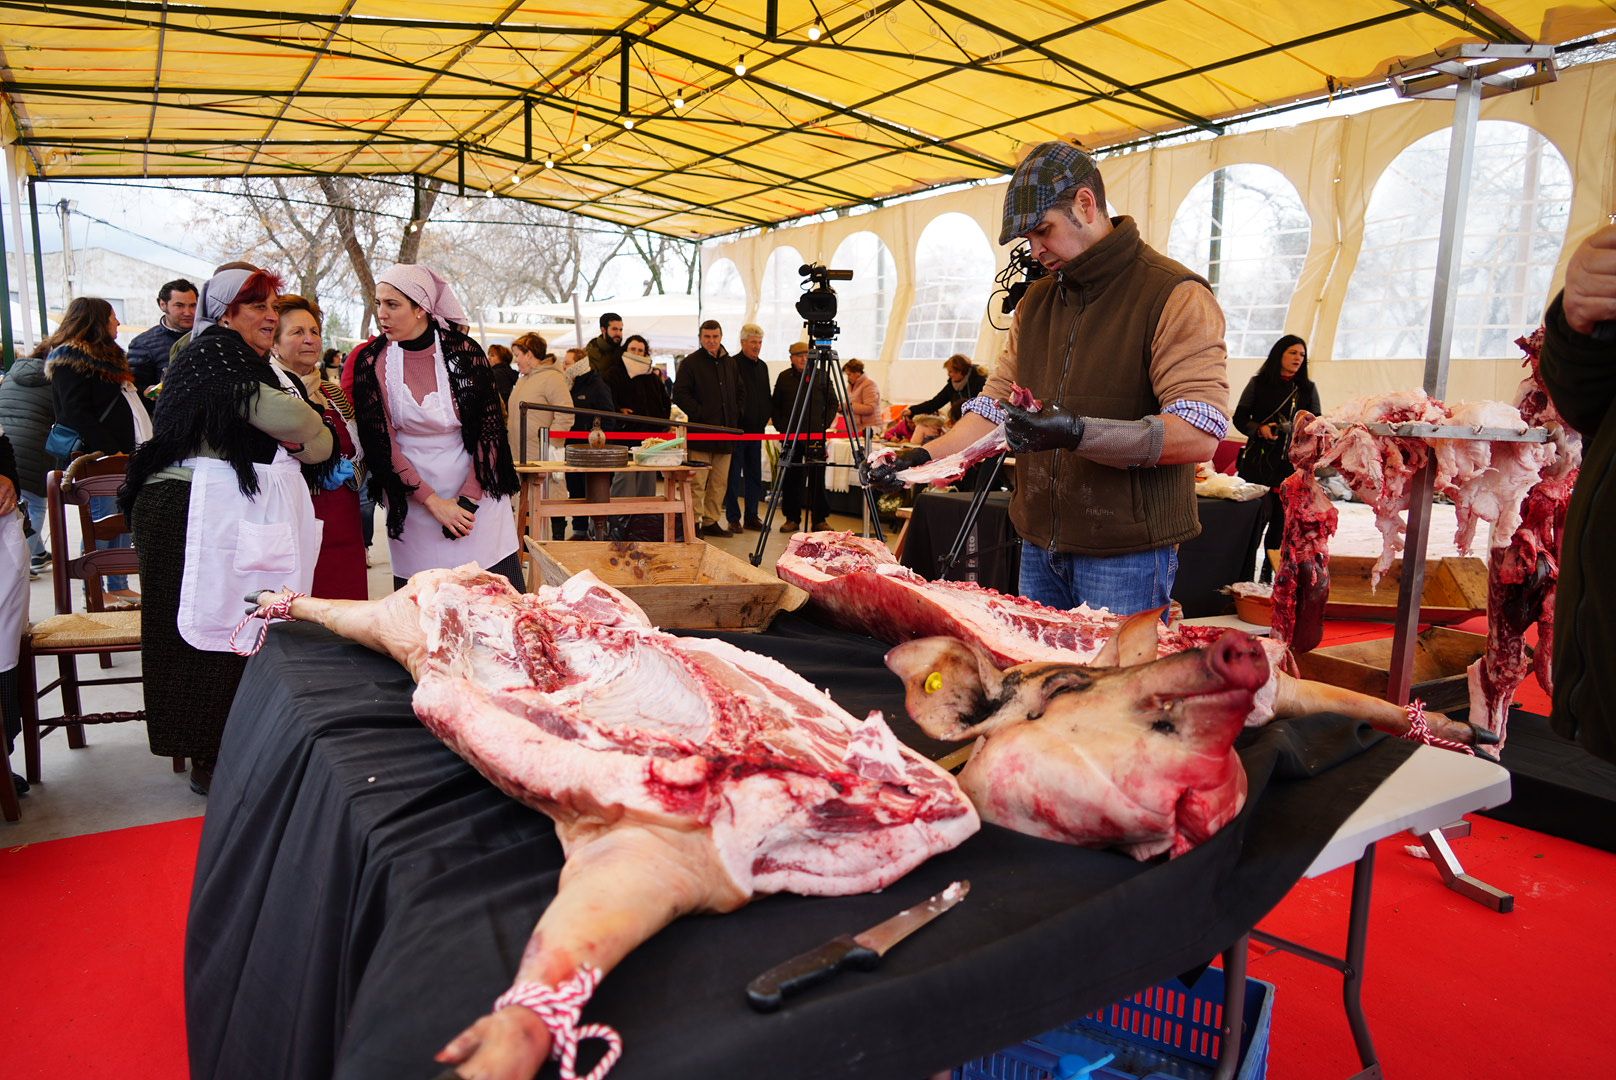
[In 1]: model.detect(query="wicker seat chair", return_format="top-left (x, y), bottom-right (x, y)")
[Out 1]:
top-left (15, 452), bottom-right (180, 793)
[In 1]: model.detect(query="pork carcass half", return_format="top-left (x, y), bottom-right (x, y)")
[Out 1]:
top-left (778, 532), bottom-right (1490, 747)
top-left (248, 566), bottom-right (977, 1080)
top-left (885, 626), bottom-right (1269, 859)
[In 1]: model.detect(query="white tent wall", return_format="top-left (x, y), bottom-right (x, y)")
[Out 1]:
top-left (703, 58), bottom-right (1616, 417)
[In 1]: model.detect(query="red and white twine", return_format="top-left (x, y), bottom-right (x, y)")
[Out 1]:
top-left (1401, 699), bottom-right (1475, 756)
top-left (494, 966), bottom-right (622, 1080)
top-left (230, 591), bottom-right (304, 657)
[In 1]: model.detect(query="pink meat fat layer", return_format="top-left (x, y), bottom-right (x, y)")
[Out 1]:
top-left (408, 568), bottom-right (978, 899)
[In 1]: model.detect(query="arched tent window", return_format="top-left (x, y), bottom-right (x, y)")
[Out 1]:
top-left (901, 213), bottom-right (994, 361)
top-left (1167, 164), bottom-right (1311, 358)
top-left (756, 246), bottom-right (808, 353)
top-left (828, 231), bottom-right (897, 359)
top-left (700, 257), bottom-right (747, 335)
top-left (1336, 121), bottom-right (1571, 359)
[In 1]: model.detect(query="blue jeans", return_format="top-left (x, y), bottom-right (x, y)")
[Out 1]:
top-left (1017, 542), bottom-right (1178, 616)
top-left (89, 494), bottom-right (133, 592)
top-left (20, 490), bottom-right (48, 561)
top-left (723, 441), bottom-right (765, 523)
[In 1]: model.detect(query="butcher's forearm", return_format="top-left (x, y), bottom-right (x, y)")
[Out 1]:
top-left (1156, 413), bottom-right (1219, 465)
top-left (913, 411), bottom-right (996, 460)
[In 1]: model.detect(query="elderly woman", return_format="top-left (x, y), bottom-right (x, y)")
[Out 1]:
top-left (843, 358), bottom-right (881, 433)
top-left (274, 294), bottom-right (367, 600)
top-left (349, 265), bottom-right (520, 590)
top-left (903, 353), bottom-right (986, 423)
top-left (120, 267), bottom-right (335, 795)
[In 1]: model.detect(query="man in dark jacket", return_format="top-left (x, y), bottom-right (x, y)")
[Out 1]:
top-left (673, 319), bottom-right (741, 538)
top-left (771, 340), bottom-right (838, 531)
top-left (724, 322), bottom-right (772, 532)
top-left (0, 350), bottom-right (57, 573)
top-left (586, 311), bottom-right (625, 381)
top-left (126, 278), bottom-right (197, 397)
top-left (1541, 222), bottom-right (1616, 764)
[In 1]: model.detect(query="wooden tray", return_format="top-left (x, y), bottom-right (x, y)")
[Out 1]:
top-left (1322, 555), bottom-right (1488, 624)
top-left (525, 539), bottom-right (808, 632)
top-left (1295, 626), bottom-right (1487, 712)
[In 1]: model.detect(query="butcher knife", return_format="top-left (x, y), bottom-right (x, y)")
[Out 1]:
top-left (746, 880), bottom-right (970, 1012)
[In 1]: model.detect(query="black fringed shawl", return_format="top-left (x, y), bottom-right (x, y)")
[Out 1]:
top-left (118, 324), bottom-right (337, 519)
top-left (350, 325), bottom-right (519, 540)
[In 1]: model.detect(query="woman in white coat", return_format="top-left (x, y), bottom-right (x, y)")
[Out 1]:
top-left (120, 266), bottom-right (336, 795)
top-left (347, 265), bottom-right (521, 590)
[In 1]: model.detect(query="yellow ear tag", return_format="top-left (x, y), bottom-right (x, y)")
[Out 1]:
top-left (924, 671), bottom-right (944, 694)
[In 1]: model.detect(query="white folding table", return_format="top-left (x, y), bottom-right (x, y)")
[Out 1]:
top-left (1213, 745), bottom-right (1512, 1080)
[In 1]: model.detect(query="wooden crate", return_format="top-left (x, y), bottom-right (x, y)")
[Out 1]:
top-left (1295, 626), bottom-right (1486, 712)
top-left (1321, 555), bottom-right (1488, 623)
top-left (525, 539), bottom-right (809, 632)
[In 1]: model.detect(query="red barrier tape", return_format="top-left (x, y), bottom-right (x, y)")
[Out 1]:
top-left (547, 431), bottom-right (857, 441)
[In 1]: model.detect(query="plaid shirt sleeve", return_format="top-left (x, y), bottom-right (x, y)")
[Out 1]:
top-left (962, 394), bottom-right (1007, 424)
top-left (1163, 399), bottom-right (1229, 440)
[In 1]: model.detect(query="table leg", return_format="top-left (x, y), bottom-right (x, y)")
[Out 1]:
top-left (1418, 826), bottom-right (1514, 912)
top-left (1212, 936), bottom-right (1248, 1080)
top-left (1250, 845), bottom-right (1384, 1079)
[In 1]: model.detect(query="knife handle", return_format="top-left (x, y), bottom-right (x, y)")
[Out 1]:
top-left (746, 934), bottom-right (880, 1012)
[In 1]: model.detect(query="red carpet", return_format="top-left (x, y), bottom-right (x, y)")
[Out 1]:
top-left (0, 817), bottom-right (200, 1080)
top-left (2, 803), bottom-right (1610, 1079)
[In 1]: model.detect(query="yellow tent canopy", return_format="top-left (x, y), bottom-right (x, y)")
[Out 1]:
top-left (2, 1), bottom-right (1610, 238)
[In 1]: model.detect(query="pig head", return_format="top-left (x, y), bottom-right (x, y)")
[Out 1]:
top-left (886, 627), bottom-right (1269, 860)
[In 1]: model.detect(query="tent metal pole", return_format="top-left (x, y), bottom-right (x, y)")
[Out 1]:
top-left (0, 184), bottom-right (13, 369)
top-left (27, 177), bottom-right (46, 332)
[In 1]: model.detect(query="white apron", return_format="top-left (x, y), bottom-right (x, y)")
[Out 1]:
top-left (0, 511), bottom-right (27, 671)
top-left (383, 338), bottom-right (516, 580)
top-left (177, 451), bottom-right (322, 652)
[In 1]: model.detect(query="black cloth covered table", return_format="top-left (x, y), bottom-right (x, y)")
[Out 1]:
top-left (187, 614), bottom-right (1411, 1080)
top-left (899, 490), bottom-right (1021, 591)
top-left (900, 493), bottom-right (1267, 616)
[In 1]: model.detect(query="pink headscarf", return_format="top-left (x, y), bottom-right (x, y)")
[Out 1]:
top-left (376, 263), bottom-right (469, 330)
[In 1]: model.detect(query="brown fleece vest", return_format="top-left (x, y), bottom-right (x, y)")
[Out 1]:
top-left (1010, 217), bottom-right (1206, 556)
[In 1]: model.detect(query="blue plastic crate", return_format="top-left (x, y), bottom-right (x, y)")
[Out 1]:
top-left (954, 968), bottom-right (1274, 1080)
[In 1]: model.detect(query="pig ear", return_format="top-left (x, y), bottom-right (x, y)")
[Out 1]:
top-left (1091, 608), bottom-right (1164, 668)
top-left (885, 637), bottom-right (1008, 742)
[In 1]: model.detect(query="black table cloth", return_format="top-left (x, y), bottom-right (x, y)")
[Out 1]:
top-left (1175, 496), bottom-right (1269, 617)
top-left (187, 613), bottom-right (1410, 1080)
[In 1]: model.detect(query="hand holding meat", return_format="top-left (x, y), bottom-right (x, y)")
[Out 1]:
top-left (1003, 401), bottom-right (1085, 453)
top-left (1562, 223), bottom-right (1616, 337)
top-left (860, 445), bottom-right (931, 492)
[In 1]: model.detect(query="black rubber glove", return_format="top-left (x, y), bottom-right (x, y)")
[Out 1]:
top-left (860, 447), bottom-right (931, 493)
top-left (1004, 402), bottom-right (1086, 453)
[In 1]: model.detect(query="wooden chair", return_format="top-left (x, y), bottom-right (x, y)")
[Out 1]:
top-left (17, 453), bottom-right (180, 789)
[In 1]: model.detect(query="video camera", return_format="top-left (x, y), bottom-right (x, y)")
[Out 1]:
top-left (797, 262), bottom-right (853, 344)
top-left (999, 242), bottom-right (1047, 316)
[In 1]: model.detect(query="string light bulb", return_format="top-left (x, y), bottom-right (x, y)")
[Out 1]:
top-left (544, 157), bottom-right (555, 169)
top-left (673, 92), bottom-right (685, 109)
top-left (808, 23), bottom-right (822, 41)
top-left (734, 56), bottom-right (747, 77)
top-left (623, 117), bottom-right (635, 129)
top-left (582, 139), bottom-right (593, 151)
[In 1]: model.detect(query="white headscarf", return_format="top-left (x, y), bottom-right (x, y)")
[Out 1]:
top-left (376, 263), bottom-right (469, 330)
top-left (193, 268), bottom-right (254, 336)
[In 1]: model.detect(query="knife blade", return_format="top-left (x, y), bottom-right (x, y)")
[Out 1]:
top-left (746, 880), bottom-right (970, 1012)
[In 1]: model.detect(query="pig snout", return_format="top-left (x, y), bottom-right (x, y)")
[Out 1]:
top-left (1205, 630), bottom-right (1269, 691)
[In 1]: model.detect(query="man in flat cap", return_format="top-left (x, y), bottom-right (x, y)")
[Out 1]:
top-left (866, 142), bottom-right (1229, 614)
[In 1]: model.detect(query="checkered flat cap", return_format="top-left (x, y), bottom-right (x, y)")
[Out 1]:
top-left (999, 142), bottom-right (1099, 245)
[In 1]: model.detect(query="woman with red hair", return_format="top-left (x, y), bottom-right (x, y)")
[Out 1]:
top-left (121, 265), bottom-right (337, 795)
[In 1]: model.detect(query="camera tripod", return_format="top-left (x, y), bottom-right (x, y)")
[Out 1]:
top-left (749, 345), bottom-right (885, 566)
